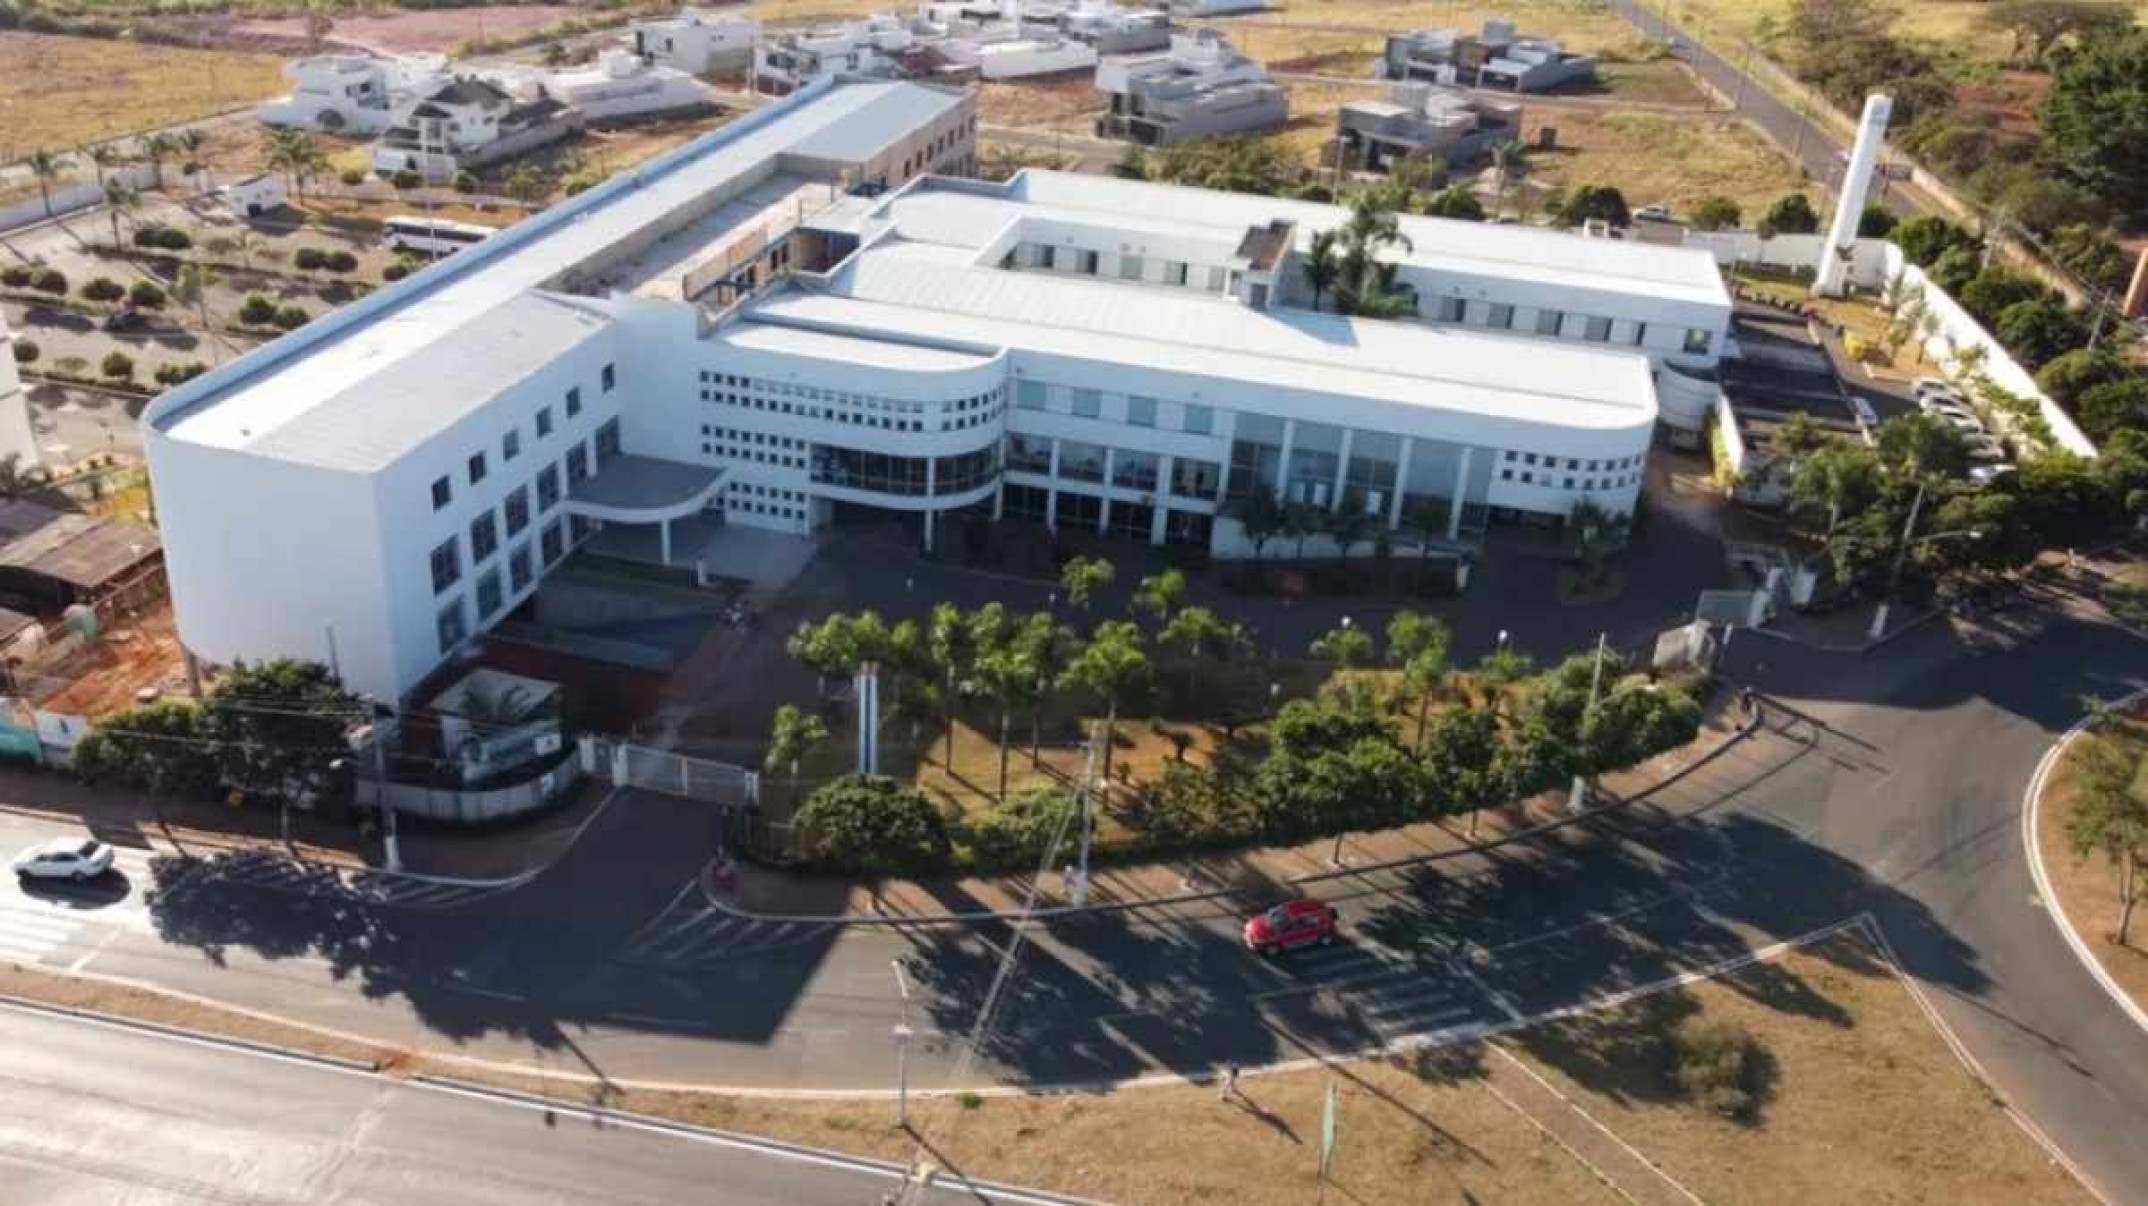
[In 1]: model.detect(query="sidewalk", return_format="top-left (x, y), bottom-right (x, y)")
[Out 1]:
top-left (726, 702), bottom-right (1768, 925)
top-left (0, 765), bottom-right (610, 884)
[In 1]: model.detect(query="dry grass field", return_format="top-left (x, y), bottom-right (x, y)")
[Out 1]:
top-left (1662, 0), bottom-right (2148, 69)
top-left (1516, 108), bottom-right (1805, 217)
top-left (0, 33), bottom-right (287, 162)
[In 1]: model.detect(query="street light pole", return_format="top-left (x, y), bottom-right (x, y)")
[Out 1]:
top-left (892, 959), bottom-right (913, 1130)
top-left (1868, 479), bottom-right (1925, 642)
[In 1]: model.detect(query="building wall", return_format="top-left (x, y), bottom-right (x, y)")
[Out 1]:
top-left (0, 314), bottom-right (37, 472)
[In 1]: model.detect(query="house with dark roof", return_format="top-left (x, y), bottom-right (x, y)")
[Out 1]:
top-left (371, 75), bottom-right (583, 182)
top-left (0, 500), bottom-right (161, 616)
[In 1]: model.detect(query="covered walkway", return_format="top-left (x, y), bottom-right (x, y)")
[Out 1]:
top-left (565, 454), bottom-right (726, 564)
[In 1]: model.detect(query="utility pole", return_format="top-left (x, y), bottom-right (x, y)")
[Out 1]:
top-left (1868, 479), bottom-right (1925, 642)
top-left (1568, 632), bottom-right (1607, 814)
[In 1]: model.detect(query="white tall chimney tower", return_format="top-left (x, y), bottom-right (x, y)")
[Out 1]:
top-left (1813, 93), bottom-right (1893, 297)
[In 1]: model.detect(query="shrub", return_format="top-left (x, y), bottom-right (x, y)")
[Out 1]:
top-left (238, 293), bottom-right (277, 325)
top-left (1890, 215), bottom-right (1975, 267)
top-left (793, 775), bottom-right (951, 875)
top-left (1688, 196), bottom-right (1741, 231)
top-left (130, 225), bottom-right (165, 248)
top-left (2035, 347), bottom-right (2128, 406)
top-left (1856, 203), bottom-right (1897, 238)
top-left (1669, 1016), bottom-right (1766, 1119)
top-left (99, 350), bottom-right (134, 381)
top-left (382, 262), bottom-right (410, 282)
top-left (1993, 298), bottom-right (2088, 368)
top-left (10, 339), bottom-right (36, 365)
top-left (2076, 378), bottom-right (2148, 441)
top-left (0, 265), bottom-right (29, 288)
top-left (391, 169), bottom-right (422, 190)
top-left (338, 168), bottom-right (365, 187)
top-left (322, 249), bottom-right (358, 273)
top-left (1762, 192), bottom-right (1820, 235)
top-left (272, 304), bottom-right (310, 331)
top-left (452, 170), bottom-right (479, 194)
top-left (963, 787), bottom-right (1076, 870)
top-left (80, 276), bottom-right (126, 302)
top-left (128, 280), bottom-right (166, 309)
top-left (28, 268), bottom-right (65, 295)
top-left (1553, 183), bottom-right (1629, 228)
top-left (292, 246), bottom-right (326, 271)
top-left (152, 226), bottom-right (191, 251)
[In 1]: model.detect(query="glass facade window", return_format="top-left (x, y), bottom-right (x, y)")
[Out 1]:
top-left (541, 519), bottom-right (565, 565)
top-left (509, 542), bottom-right (533, 592)
top-left (1345, 429), bottom-right (1401, 511)
top-left (1109, 502), bottom-right (1155, 541)
top-left (1285, 421), bottom-right (1342, 507)
top-left (1071, 389), bottom-right (1101, 419)
top-left (1584, 315), bottom-right (1613, 341)
top-left (1056, 440), bottom-right (1107, 483)
top-left (536, 406), bottom-right (554, 438)
top-left (1016, 380), bottom-right (1048, 410)
top-left (469, 511), bottom-right (498, 562)
top-left (810, 445), bottom-right (933, 496)
top-left (595, 418), bottom-right (622, 465)
top-left (476, 568), bottom-right (503, 617)
top-left (934, 446), bottom-right (1001, 494)
top-left (1003, 483), bottom-right (1050, 521)
top-left (566, 445), bottom-right (590, 486)
top-left (537, 465), bottom-right (561, 511)
top-left (565, 386), bottom-right (582, 418)
top-left (431, 476), bottom-right (451, 511)
top-left (1126, 396), bottom-right (1156, 428)
top-left (1007, 433), bottom-right (1053, 474)
top-left (1112, 449), bottom-right (1159, 491)
top-left (1119, 254), bottom-right (1143, 280)
top-left (1183, 403), bottom-right (1214, 435)
top-left (504, 485), bottom-right (530, 536)
top-left (429, 538), bottom-right (459, 594)
top-left (1487, 303), bottom-right (1515, 329)
top-left (1536, 309), bottom-right (1565, 336)
top-left (1227, 414), bottom-right (1285, 501)
top-left (467, 453), bottom-right (486, 485)
top-left (1057, 491), bottom-right (1102, 530)
top-left (1435, 296), bottom-right (1466, 323)
top-left (437, 598), bottom-right (466, 654)
top-left (503, 429), bottom-right (520, 462)
top-left (1170, 457), bottom-right (1221, 501)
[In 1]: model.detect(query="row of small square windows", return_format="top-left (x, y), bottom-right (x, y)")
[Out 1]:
top-left (1502, 470), bottom-right (1642, 491)
top-left (704, 390), bottom-right (929, 432)
top-left (727, 482), bottom-right (807, 522)
top-left (431, 365), bottom-right (613, 511)
top-left (1503, 450), bottom-right (1642, 473)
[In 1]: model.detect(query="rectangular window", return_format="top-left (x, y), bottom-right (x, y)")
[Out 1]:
top-left (1126, 396), bottom-right (1156, 428)
top-left (429, 537), bottom-right (460, 594)
top-left (1487, 303), bottom-right (1515, 330)
top-left (436, 598), bottom-right (467, 655)
top-left (1684, 328), bottom-right (1713, 355)
top-left (1183, 404), bottom-right (1214, 436)
top-left (1207, 266), bottom-right (1228, 291)
top-left (1436, 296), bottom-right (1466, 323)
top-left (1584, 316), bottom-right (1613, 342)
top-left (476, 568), bottom-right (502, 618)
top-left (509, 542), bottom-right (533, 592)
top-left (502, 429), bottom-right (520, 462)
top-left (537, 465), bottom-right (561, 511)
top-left (536, 406), bottom-right (554, 438)
top-left (1536, 309), bottom-right (1565, 336)
top-left (541, 519), bottom-right (565, 565)
top-left (469, 511), bottom-right (498, 562)
top-left (1079, 249), bottom-right (1100, 274)
top-left (595, 417), bottom-right (622, 465)
top-left (1057, 440), bottom-right (1106, 483)
top-left (503, 485), bottom-right (530, 536)
top-left (565, 386), bottom-right (582, 418)
top-left (567, 445), bottom-right (590, 486)
top-left (467, 452), bottom-right (486, 486)
top-left (1071, 389), bottom-right (1101, 419)
top-left (1169, 457), bottom-right (1220, 500)
top-left (1119, 254), bottom-right (1143, 280)
top-left (601, 363), bottom-right (615, 392)
top-left (1016, 380), bottom-right (1048, 410)
top-left (430, 476), bottom-right (451, 511)
top-left (1631, 322), bottom-right (1647, 347)
top-left (1165, 261), bottom-right (1188, 286)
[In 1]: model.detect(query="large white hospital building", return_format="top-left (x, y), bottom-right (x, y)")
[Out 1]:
top-left (146, 77), bottom-right (1731, 705)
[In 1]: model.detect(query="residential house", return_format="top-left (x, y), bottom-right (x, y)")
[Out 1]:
top-left (1338, 83), bottom-right (1520, 173)
top-left (1094, 30), bottom-right (1287, 146)
top-left (1378, 21), bottom-right (1597, 93)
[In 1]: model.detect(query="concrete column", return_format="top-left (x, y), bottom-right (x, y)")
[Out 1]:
top-left (660, 517), bottom-right (672, 564)
top-left (992, 481), bottom-right (1005, 520)
top-left (1274, 419), bottom-right (1295, 501)
top-left (1151, 455), bottom-right (1173, 546)
top-left (1388, 438), bottom-right (1413, 530)
top-left (1045, 438), bottom-right (1061, 530)
top-left (1331, 428), bottom-right (1353, 511)
top-left (1097, 448), bottom-right (1114, 534)
top-left (1448, 446), bottom-right (1472, 542)
top-left (924, 457), bottom-right (937, 552)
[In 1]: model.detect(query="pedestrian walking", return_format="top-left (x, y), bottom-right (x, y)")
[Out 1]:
top-left (1219, 1063), bottom-right (1240, 1101)
top-left (1739, 685), bottom-right (1756, 720)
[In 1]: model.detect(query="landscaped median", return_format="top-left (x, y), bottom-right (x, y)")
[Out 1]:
top-left (0, 923), bottom-right (2092, 1204)
top-left (2027, 693), bottom-right (2148, 1030)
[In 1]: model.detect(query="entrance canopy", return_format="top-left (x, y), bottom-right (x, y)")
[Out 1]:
top-left (565, 454), bottom-right (726, 524)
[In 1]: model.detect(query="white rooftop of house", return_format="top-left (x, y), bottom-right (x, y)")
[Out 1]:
top-left (740, 234), bottom-right (1657, 438)
top-left (874, 170), bottom-right (1730, 308)
top-left (149, 78), bottom-right (968, 471)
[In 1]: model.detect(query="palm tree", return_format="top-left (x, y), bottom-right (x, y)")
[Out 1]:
top-left (973, 645), bottom-right (1040, 799)
top-left (1303, 228), bottom-right (1341, 312)
top-left (1013, 611), bottom-right (1072, 765)
top-left (169, 263), bottom-right (220, 349)
top-left (102, 180), bottom-right (140, 251)
top-left (175, 129), bottom-right (209, 193)
top-left (1159, 605), bottom-right (1245, 702)
top-left (1060, 620), bottom-right (1149, 786)
top-left (764, 703), bottom-right (829, 798)
top-left (82, 142), bottom-right (119, 190)
top-left (1490, 140), bottom-right (1524, 213)
top-left (927, 602), bottom-right (976, 766)
top-left (26, 149), bottom-right (61, 218)
top-left (139, 132), bottom-right (178, 192)
top-left (1325, 492), bottom-right (1376, 565)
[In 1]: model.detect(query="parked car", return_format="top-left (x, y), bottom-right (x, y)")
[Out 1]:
top-left (1917, 389), bottom-right (1969, 412)
top-left (1969, 464), bottom-right (2017, 487)
top-left (1243, 899), bottom-right (1340, 956)
top-left (1635, 202), bottom-right (1673, 222)
top-left (11, 837), bottom-right (115, 881)
top-left (1848, 396), bottom-right (1878, 428)
top-left (1937, 413), bottom-right (1984, 436)
top-left (1966, 436), bottom-right (2008, 463)
top-left (1913, 377), bottom-right (1956, 399)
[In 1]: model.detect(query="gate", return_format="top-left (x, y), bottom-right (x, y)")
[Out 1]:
top-left (579, 734), bottom-right (759, 807)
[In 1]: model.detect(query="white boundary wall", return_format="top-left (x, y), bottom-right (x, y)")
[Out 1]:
top-left (1687, 231), bottom-right (2098, 459)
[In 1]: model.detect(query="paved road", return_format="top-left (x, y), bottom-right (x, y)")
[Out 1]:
top-left (1600, 0), bottom-right (1929, 219)
top-left (5, 576), bottom-right (2148, 1193)
top-left (0, 1001), bottom-right (1074, 1205)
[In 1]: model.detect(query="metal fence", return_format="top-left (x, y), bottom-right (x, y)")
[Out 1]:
top-left (583, 735), bottom-right (760, 807)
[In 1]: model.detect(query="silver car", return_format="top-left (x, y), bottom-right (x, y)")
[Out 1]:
top-left (11, 838), bottom-right (116, 881)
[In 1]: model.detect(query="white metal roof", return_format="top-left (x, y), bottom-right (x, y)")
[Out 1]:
top-left (715, 319), bottom-right (995, 371)
top-left (751, 247), bottom-right (1656, 433)
top-left (1005, 170), bottom-right (1730, 306)
top-left (150, 79), bottom-right (969, 470)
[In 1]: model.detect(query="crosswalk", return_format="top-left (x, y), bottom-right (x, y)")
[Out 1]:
top-left (0, 906), bottom-right (96, 968)
top-left (616, 899), bottom-right (834, 969)
top-left (1251, 941), bottom-right (1492, 1043)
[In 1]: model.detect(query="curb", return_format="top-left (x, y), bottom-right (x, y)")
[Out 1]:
top-left (709, 712), bottom-right (1766, 927)
top-left (2021, 688), bottom-right (2148, 1038)
top-left (1739, 605), bottom-right (1943, 655)
top-left (0, 990), bottom-right (381, 1075)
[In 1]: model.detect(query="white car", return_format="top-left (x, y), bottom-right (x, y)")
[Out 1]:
top-left (1969, 464), bottom-right (2016, 487)
top-left (1937, 413), bottom-right (1985, 435)
top-left (1913, 377), bottom-right (1957, 399)
top-left (12, 838), bottom-right (115, 881)
top-left (1635, 203), bottom-right (1673, 222)
top-left (1848, 397), bottom-right (1878, 428)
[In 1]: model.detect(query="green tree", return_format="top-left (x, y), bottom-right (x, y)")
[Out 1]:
top-left (1994, 299), bottom-right (2089, 368)
top-left (1310, 623), bottom-right (1375, 671)
top-left (1059, 620), bottom-right (1149, 784)
top-left (1131, 569), bottom-right (1186, 626)
top-left (2067, 732), bottom-right (2148, 945)
top-left (1012, 611), bottom-right (1075, 764)
top-left (764, 703), bottom-right (829, 796)
top-left (1554, 183), bottom-right (1630, 228)
top-left (1060, 554), bottom-right (1114, 613)
top-left (1856, 203), bottom-right (1898, 238)
top-left (1877, 411), bottom-right (1972, 481)
top-left (1387, 611), bottom-right (1451, 750)
top-left (1325, 494), bottom-right (1377, 566)
top-left (1422, 705), bottom-right (1504, 827)
top-left (1791, 441), bottom-right (1884, 539)
top-left (2040, 30), bottom-right (2148, 213)
top-left (25, 148), bottom-right (61, 218)
top-left (139, 131), bottom-right (177, 191)
top-left (1689, 196), bottom-right (1742, 231)
top-left (1763, 192), bottom-right (1821, 235)
top-left (973, 643), bottom-right (1041, 799)
top-left (101, 178), bottom-right (139, 251)
top-left (1981, 0), bottom-right (2135, 67)
top-left (2035, 346), bottom-right (2128, 406)
top-left (1893, 215), bottom-right (1977, 266)
top-left (70, 700), bottom-right (222, 810)
top-left (794, 774), bottom-right (950, 877)
top-left (1423, 183), bottom-right (1485, 221)
top-left (1328, 189), bottom-right (1417, 317)
top-left (927, 602), bottom-right (977, 766)
top-left (169, 263), bottom-right (218, 338)
top-left (2077, 378), bottom-right (2148, 442)
top-left (1160, 605), bottom-right (1247, 702)
top-left (1231, 488), bottom-right (1286, 562)
top-left (99, 350), bottom-right (134, 382)
top-left (1303, 227), bottom-right (1342, 312)
top-left (203, 659), bottom-right (365, 810)
top-left (1474, 645), bottom-right (1534, 716)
